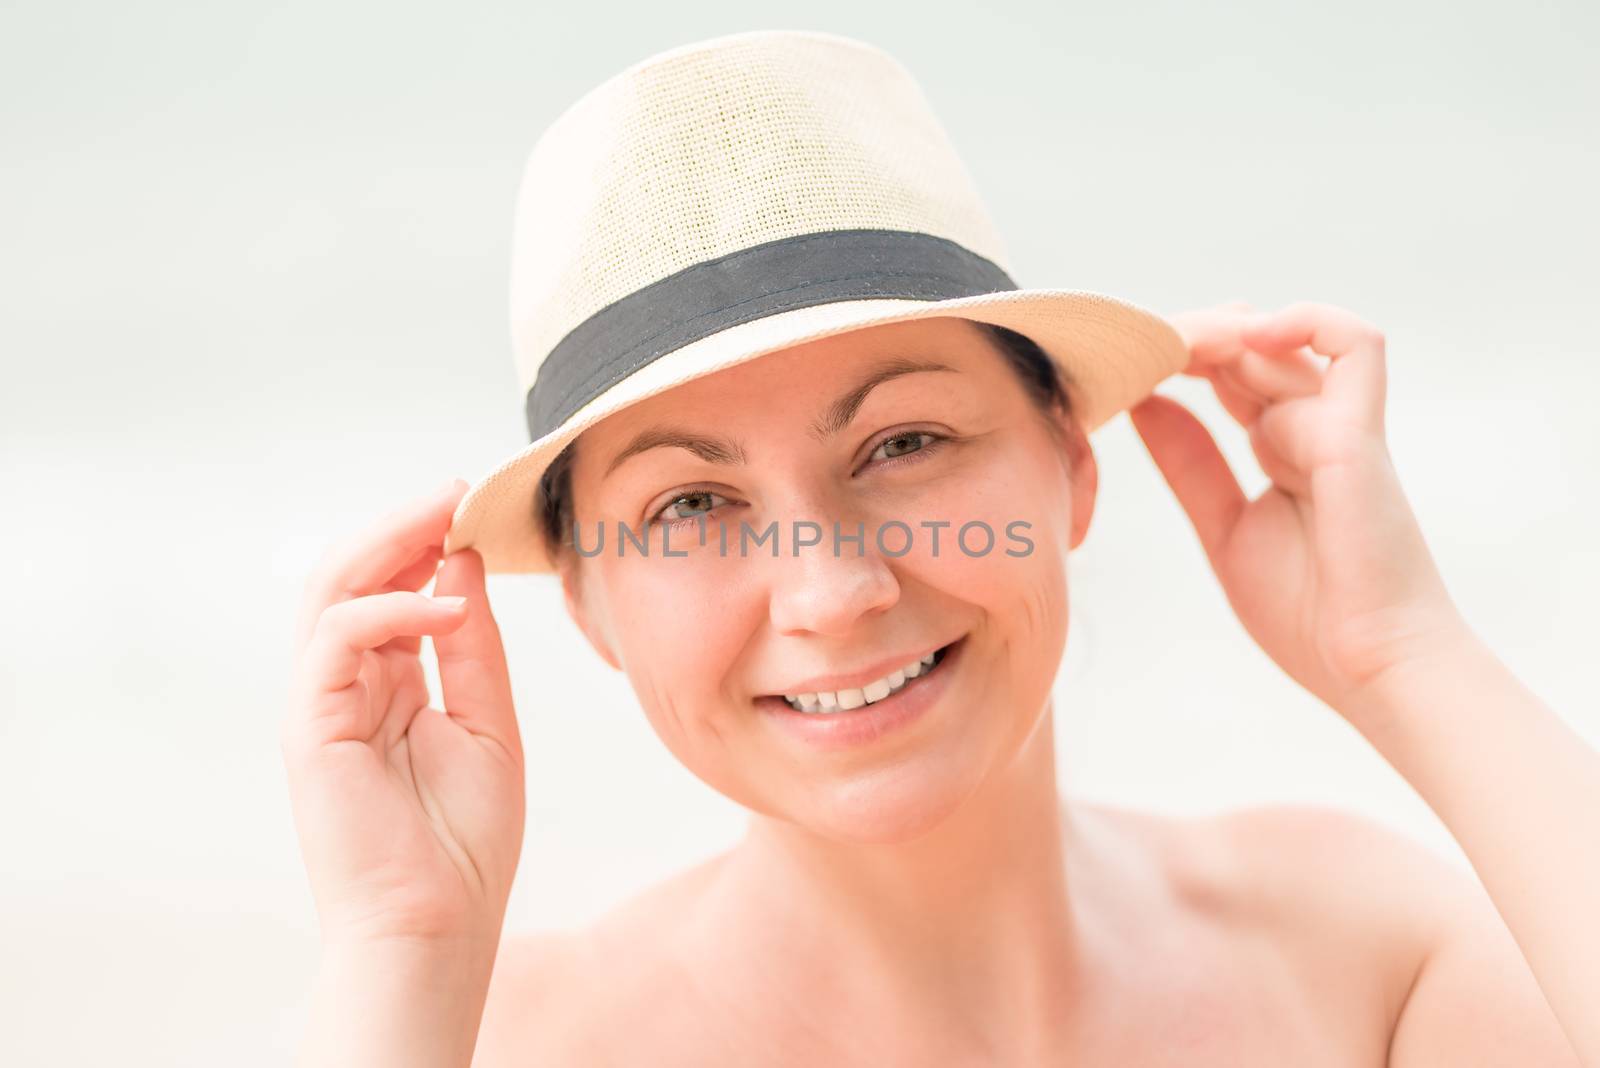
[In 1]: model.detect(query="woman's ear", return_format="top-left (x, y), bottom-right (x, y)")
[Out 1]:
top-left (1056, 410), bottom-right (1098, 551)
top-left (1069, 432), bottom-right (1099, 550)
top-left (559, 559), bottom-right (622, 672)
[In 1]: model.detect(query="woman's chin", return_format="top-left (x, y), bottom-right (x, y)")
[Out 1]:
top-left (792, 756), bottom-right (987, 844)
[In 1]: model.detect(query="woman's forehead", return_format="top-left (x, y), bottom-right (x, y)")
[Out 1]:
top-left (588, 316), bottom-right (998, 435)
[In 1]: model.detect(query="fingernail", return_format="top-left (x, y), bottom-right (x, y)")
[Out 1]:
top-left (435, 596), bottom-right (468, 610)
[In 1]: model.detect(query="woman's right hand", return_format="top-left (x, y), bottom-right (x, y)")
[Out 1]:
top-left (282, 478), bottom-right (525, 955)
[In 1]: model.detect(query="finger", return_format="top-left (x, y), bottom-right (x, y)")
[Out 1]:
top-left (294, 479), bottom-right (468, 658)
top-left (288, 590), bottom-right (470, 749)
top-left (1249, 416), bottom-right (1311, 497)
top-left (431, 548), bottom-right (522, 765)
top-left (1206, 367), bottom-right (1265, 426)
top-left (1254, 394), bottom-right (1327, 475)
top-left (1227, 347), bottom-right (1325, 403)
top-left (383, 544), bottom-right (446, 656)
top-left (387, 543), bottom-right (444, 593)
top-left (1216, 364), bottom-right (1267, 410)
top-left (1243, 302), bottom-right (1387, 435)
top-left (1165, 305), bottom-right (1252, 375)
top-left (1127, 393), bottom-right (1247, 568)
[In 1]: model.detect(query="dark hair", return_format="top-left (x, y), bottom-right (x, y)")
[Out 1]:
top-left (534, 322), bottom-right (1075, 557)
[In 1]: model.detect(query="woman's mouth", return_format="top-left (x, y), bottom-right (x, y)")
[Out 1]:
top-left (756, 637), bottom-right (966, 749)
top-left (777, 640), bottom-right (956, 714)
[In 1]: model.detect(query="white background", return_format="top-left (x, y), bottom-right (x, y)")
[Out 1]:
top-left (3, 1), bottom-right (1596, 1063)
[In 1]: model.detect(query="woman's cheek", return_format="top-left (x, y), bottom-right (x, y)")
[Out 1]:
top-left (898, 460), bottom-right (1064, 583)
top-left (605, 548), bottom-right (756, 715)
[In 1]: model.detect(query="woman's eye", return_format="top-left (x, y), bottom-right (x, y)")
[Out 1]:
top-left (647, 435), bottom-right (944, 526)
top-left (868, 431), bottom-right (942, 465)
top-left (652, 489), bottom-right (730, 526)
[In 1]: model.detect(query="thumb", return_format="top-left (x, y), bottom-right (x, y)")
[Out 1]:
top-left (1127, 393), bottom-right (1247, 568)
top-left (431, 546), bottom-right (522, 765)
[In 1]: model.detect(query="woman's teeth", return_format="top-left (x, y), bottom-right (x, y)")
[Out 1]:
top-left (782, 647), bottom-right (947, 713)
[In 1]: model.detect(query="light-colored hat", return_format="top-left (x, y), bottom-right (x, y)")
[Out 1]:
top-left (444, 27), bottom-right (1188, 574)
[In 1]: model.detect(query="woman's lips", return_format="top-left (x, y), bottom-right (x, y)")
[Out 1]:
top-left (771, 641), bottom-right (950, 704)
top-left (756, 636), bottom-right (965, 750)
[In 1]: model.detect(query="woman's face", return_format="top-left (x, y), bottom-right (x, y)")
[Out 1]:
top-left (560, 315), bottom-right (1098, 843)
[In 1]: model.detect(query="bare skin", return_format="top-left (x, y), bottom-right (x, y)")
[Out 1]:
top-left (475, 766), bottom-right (1569, 1066)
top-left (285, 304), bottom-right (1593, 1067)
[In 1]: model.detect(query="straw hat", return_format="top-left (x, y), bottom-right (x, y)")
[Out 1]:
top-left (443, 28), bottom-right (1188, 574)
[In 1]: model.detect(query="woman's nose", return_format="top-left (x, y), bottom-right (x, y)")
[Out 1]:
top-left (765, 531), bottom-right (901, 637)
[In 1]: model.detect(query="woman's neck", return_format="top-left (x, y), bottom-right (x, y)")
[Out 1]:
top-left (699, 701), bottom-right (1097, 1049)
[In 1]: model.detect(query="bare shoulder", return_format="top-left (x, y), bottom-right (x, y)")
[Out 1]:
top-left (1205, 802), bottom-right (1578, 1064)
top-left (1178, 801), bottom-right (1475, 936)
top-left (473, 852), bottom-right (731, 1068)
top-left (1088, 799), bottom-right (1577, 1064)
top-left (1081, 801), bottom-right (1460, 1024)
top-left (1086, 798), bottom-right (1469, 920)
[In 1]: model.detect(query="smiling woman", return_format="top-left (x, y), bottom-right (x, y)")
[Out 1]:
top-left (281, 28), bottom-right (1597, 1068)
top-left (540, 313), bottom-right (1094, 850)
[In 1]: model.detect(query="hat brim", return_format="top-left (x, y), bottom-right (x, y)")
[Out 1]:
top-left (444, 288), bottom-right (1188, 574)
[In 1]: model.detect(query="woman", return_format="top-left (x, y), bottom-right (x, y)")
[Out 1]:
top-left (282, 32), bottom-right (1598, 1068)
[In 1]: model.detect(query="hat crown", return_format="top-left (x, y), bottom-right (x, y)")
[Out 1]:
top-left (509, 29), bottom-right (1014, 394)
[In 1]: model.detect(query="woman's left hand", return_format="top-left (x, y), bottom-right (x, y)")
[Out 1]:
top-left (1128, 300), bottom-right (1473, 719)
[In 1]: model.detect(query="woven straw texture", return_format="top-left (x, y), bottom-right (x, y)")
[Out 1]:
top-left (508, 28), bottom-right (1011, 392)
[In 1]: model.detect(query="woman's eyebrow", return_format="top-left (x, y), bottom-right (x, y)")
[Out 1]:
top-left (602, 357), bottom-right (959, 479)
top-left (604, 427), bottom-right (746, 478)
top-left (808, 357), bottom-right (958, 440)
